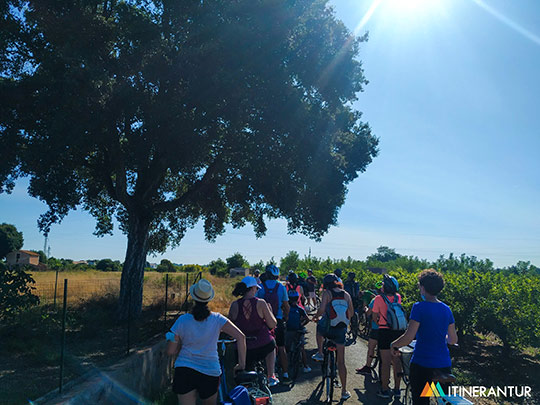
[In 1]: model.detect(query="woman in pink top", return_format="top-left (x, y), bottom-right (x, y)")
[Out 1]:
top-left (372, 275), bottom-right (403, 399)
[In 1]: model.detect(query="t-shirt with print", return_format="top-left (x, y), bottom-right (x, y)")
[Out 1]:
top-left (410, 301), bottom-right (455, 368)
top-left (372, 293), bottom-right (402, 329)
top-left (257, 280), bottom-right (288, 319)
top-left (170, 312), bottom-right (228, 377)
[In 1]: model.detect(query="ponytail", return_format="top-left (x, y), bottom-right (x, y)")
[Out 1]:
top-left (232, 282), bottom-right (249, 297)
top-left (191, 301), bottom-right (211, 321)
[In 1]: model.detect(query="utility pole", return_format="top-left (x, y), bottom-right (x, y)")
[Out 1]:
top-left (44, 234), bottom-right (49, 260)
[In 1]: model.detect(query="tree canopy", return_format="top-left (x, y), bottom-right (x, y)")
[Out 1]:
top-left (1, 0), bottom-right (378, 317)
top-left (0, 223), bottom-right (24, 259)
top-left (367, 246), bottom-right (401, 263)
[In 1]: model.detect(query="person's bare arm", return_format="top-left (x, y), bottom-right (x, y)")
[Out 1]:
top-left (167, 334), bottom-right (182, 356)
top-left (447, 323), bottom-right (458, 345)
top-left (282, 300), bottom-right (290, 321)
top-left (221, 320), bottom-right (246, 371)
top-left (345, 291), bottom-right (354, 319)
top-left (228, 301), bottom-right (238, 321)
top-left (258, 299), bottom-right (277, 329)
top-left (391, 320), bottom-right (420, 353)
top-left (313, 291), bottom-right (330, 320)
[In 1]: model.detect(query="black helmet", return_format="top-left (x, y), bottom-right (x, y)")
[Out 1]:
top-left (323, 273), bottom-right (339, 287)
top-left (383, 274), bottom-right (399, 294)
top-left (287, 272), bottom-right (298, 283)
top-left (347, 272), bottom-right (355, 280)
top-left (334, 268), bottom-right (342, 277)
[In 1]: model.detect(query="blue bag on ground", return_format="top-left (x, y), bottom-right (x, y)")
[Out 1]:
top-left (227, 385), bottom-right (251, 405)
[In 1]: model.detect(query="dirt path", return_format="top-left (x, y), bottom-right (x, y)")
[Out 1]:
top-left (271, 322), bottom-right (402, 405)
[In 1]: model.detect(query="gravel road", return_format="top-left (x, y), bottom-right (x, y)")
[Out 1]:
top-left (271, 321), bottom-right (404, 405)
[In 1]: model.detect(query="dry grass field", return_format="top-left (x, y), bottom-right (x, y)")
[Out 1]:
top-left (29, 270), bottom-right (238, 314)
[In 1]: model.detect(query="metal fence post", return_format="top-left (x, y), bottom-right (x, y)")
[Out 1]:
top-left (53, 269), bottom-right (59, 308)
top-left (59, 279), bottom-right (68, 393)
top-left (164, 274), bottom-right (169, 332)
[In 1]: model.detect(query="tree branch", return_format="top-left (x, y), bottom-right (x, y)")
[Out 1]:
top-left (153, 159), bottom-right (220, 213)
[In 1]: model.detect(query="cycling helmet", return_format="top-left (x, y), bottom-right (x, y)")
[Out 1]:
top-left (254, 269), bottom-right (260, 275)
top-left (287, 289), bottom-right (300, 298)
top-left (347, 272), bottom-right (355, 280)
top-left (265, 264), bottom-right (280, 277)
top-left (287, 272), bottom-right (298, 283)
top-left (334, 268), bottom-right (343, 277)
top-left (323, 273), bottom-right (339, 285)
top-left (374, 280), bottom-right (383, 289)
top-left (298, 271), bottom-right (307, 279)
top-left (383, 274), bottom-right (399, 294)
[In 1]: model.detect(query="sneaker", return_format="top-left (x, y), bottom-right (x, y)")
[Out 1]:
top-left (268, 376), bottom-right (279, 387)
top-left (355, 365), bottom-right (372, 375)
top-left (311, 352), bottom-right (324, 361)
top-left (281, 375), bottom-right (292, 385)
top-left (341, 391), bottom-right (352, 400)
top-left (376, 389), bottom-right (392, 399)
top-left (392, 388), bottom-right (401, 398)
top-left (303, 366), bottom-right (312, 373)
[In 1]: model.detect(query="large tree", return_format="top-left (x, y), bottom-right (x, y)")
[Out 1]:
top-left (1, 0), bottom-right (378, 318)
top-left (0, 223), bottom-right (24, 259)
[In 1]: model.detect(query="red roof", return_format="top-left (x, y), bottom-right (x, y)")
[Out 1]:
top-left (18, 250), bottom-right (40, 256)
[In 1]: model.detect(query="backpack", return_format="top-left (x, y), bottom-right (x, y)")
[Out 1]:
top-left (327, 290), bottom-right (350, 328)
top-left (262, 281), bottom-right (280, 316)
top-left (381, 294), bottom-right (407, 331)
top-left (286, 306), bottom-right (302, 331)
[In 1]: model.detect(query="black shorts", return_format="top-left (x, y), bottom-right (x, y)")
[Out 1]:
top-left (377, 328), bottom-right (403, 350)
top-left (369, 328), bottom-right (379, 340)
top-left (172, 367), bottom-right (220, 399)
top-left (275, 319), bottom-right (286, 347)
top-left (246, 340), bottom-right (276, 370)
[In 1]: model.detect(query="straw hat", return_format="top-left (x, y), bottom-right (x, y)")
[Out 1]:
top-left (189, 279), bottom-right (215, 302)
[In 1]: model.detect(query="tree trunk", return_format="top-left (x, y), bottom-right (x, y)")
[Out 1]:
top-left (118, 214), bottom-right (150, 320)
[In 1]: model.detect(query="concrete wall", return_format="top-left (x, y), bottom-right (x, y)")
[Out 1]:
top-left (36, 339), bottom-right (174, 405)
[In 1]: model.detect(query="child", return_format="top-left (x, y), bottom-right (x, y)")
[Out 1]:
top-left (285, 289), bottom-right (311, 373)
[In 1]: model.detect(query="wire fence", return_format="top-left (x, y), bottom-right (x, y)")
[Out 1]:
top-left (15, 271), bottom-right (204, 397)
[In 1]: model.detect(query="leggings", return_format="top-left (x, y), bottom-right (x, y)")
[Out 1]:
top-left (409, 362), bottom-right (452, 405)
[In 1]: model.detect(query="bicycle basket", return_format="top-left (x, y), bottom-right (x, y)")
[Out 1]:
top-left (399, 345), bottom-right (414, 376)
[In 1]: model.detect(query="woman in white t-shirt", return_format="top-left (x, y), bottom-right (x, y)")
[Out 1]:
top-left (167, 279), bottom-right (247, 405)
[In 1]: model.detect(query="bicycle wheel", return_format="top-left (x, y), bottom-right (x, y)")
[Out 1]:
top-left (326, 351), bottom-right (335, 403)
top-left (371, 352), bottom-right (380, 383)
top-left (404, 384), bottom-right (413, 405)
top-left (289, 347), bottom-right (301, 381)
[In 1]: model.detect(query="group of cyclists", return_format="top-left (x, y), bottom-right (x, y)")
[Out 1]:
top-left (166, 265), bottom-right (457, 405)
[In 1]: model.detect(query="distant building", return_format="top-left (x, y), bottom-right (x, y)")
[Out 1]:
top-left (73, 260), bottom-right (88, 265)
top-left (6, 250), bottom-right (40, 267)
top-left (148, 263), bottom-right (158, 269)
top-left (229, 267), bottom-right (250, 277)
top-left (367, 267), bottom-right (387, 274)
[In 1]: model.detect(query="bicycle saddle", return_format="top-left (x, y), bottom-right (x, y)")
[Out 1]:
top-left (235, 371), bottom-right (259, 383)
top-left (431, 372), bottom-right (456, 384)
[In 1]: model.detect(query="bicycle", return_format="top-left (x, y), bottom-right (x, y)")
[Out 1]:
top-left (321, 337), bottom-right (339, 403)
top-left (286, 329), bottom-right (307, 382)
top-left (235, 359), bottom-right (273, 404)
top-left (398, 343), bottom-right (473, 405)
top-left (217, 336), bottom-right (237, 403)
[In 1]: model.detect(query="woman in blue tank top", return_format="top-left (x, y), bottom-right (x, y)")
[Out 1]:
top-left (390, 269), bottom-right (458, 405)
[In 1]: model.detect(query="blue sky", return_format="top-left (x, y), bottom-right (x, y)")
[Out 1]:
top-left (1, 0), bottom-right (539, 267)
